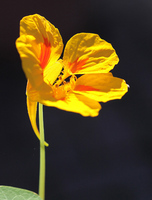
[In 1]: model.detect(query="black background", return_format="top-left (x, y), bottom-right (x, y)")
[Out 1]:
top-left (0, 0), bottom-right (152, 199)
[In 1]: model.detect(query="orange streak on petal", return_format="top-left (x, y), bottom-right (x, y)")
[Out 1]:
top-left (39, 37), bottom-right (51, 70)
top-left (75, 85), bottom-right (100, 91)
top-left (69, 58), bottom-right (89, 73)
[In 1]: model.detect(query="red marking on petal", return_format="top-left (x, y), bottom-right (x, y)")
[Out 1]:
top-left (69, 58), bottom-right (89, 73)
top-left (75, 85), bottom-right (99, 91)
top-left (39, 37), bottom-right (51, 70)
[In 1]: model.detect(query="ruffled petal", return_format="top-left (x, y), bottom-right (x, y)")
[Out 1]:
top-left (26, 96), bottom-right (49, 146)
top-left (16, 14), bottom-right (63, 88)
top-left (74, 73), bottom-right (128, 102)
top-left (63, 33), bottom-right (119, 75)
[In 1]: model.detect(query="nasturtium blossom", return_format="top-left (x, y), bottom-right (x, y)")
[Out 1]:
top-left (16, 14), bottom-right (128, 144)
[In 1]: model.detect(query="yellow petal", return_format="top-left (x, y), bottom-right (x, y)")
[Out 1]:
top-left (19, 14), bottom-right (63, 66)
top-left (16, 35), bottom-right (43, 88)
top-left (74, 73), bottom-right (128, 102)
top-left (16, 14), bottom-right (63, 88)
top-left (28, 88), bottom-right (101, 117)
top-left (26, 92), bottom-right (49, 146)
top-left (26, 80), bottom-right (55, 102)
top-left (63, 33), bottom-right (119, 75)
top-left (43, 59), bottom-right (63, 85)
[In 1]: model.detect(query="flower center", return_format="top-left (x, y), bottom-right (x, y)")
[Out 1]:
top-left (52, 75), bottom-right (76, 100)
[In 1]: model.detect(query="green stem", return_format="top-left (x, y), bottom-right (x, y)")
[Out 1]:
top-left (38, 103), bottom-right (46, 200)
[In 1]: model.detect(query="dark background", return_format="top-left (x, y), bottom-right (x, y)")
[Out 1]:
top-left (0, 0), bottom-right (152, 199)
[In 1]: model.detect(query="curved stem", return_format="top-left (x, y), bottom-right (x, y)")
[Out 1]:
top-left (38, 103), bottom-right (45, 200)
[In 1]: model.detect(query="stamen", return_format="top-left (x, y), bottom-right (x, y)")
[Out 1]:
top-left (59, 76), bottom-right (62, 80)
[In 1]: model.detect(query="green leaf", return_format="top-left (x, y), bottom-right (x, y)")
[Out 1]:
top-left (0, 186), bottom-right (42, 200)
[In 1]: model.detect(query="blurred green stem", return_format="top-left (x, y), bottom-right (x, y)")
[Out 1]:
top-left (38, 103), bottom-right (45, 200)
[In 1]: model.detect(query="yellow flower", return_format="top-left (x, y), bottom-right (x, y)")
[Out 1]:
top-left (16, 14), bottom-right (128, 144)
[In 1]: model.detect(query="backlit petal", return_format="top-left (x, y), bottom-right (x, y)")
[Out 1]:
top-left (16, 14), bottom-right (63, 88)
top-left (63, 33), bottom-right (119, 75)
top-left (43, 60), bottom-right (63, 85)
top-left (26, 96), bottom-right (49, 146)
top-left (74, 73), bottom-right (128, 102)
